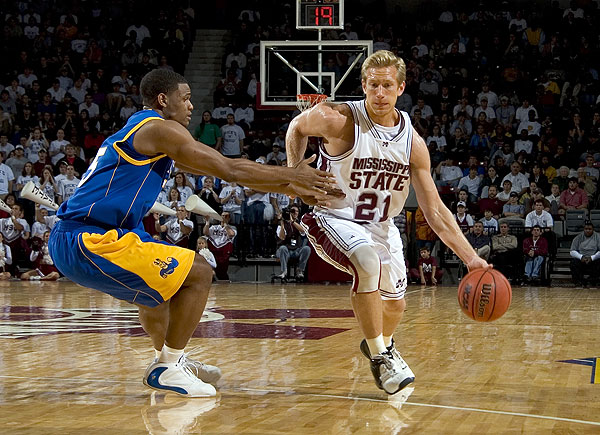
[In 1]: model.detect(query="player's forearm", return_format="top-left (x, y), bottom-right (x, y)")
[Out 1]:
top-left (285, 120), bottom-right (309, 167)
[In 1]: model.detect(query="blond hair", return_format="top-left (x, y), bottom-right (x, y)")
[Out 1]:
top-left (361, 50), bottom-right (406, 85)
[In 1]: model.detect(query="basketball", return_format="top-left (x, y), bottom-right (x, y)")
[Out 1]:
top-left (457, 268), bottom-right (511, 322)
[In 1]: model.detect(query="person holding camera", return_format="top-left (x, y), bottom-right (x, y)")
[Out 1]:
top-left (275, 205), bottom-right (311, 280)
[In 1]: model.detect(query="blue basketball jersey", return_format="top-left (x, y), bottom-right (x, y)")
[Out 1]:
top-left (57, 109), bottom-right (174, 230)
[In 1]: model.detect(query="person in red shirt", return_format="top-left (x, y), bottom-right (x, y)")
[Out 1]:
top-left (477, 184), bottom-right (504, 219)
top-left (409, 246), bottom-right (443, 285)
top-left (558, 177), bottom-right (588, 217)
top-left (522, 225), bottom-right (548, 283)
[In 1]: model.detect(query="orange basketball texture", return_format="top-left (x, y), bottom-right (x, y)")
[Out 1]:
top-left (457, 269), bottom-right (512, 321)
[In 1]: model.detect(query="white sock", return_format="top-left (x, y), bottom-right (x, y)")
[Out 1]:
top-left (366, 334), bottom-right (387, 356)
top-left (159, 345), bottom-right (184, 363)
top-left (154, 349), bottom-right (161, 360)
top-left (383, 335), bottom-right (393, 348)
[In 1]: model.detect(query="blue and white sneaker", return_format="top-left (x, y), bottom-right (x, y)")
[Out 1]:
top-left (143, 356), bottom-right (216, 397)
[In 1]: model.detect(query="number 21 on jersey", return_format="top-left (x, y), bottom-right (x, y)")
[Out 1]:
top-left (355, 192), bottom-right (391, 222)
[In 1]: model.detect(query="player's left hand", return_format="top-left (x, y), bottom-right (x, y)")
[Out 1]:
top-left (466, 256), bottom-right (492, 272)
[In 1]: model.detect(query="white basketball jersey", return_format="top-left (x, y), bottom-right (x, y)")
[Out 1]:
top-left (317, 100), bottom-right (413, 223)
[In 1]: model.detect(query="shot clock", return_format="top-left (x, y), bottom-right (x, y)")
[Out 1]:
top-left (296, 0), bottom-right (344, 30)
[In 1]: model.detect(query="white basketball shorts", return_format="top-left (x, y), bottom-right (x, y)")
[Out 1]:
top-left (301, 212), bottom-right (407, 300)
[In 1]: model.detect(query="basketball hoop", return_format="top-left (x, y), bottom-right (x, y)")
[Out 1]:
top-left (296, 94), bottom-right (328, 112)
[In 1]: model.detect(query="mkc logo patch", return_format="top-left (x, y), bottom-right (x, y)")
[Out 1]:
top-left (558, 357), bottom-right (600, 384)
top-left (154, 256), bottom-right (179, 278)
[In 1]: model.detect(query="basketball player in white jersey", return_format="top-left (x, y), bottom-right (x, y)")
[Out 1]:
top-left (286, 50), bottom-right (490, 394)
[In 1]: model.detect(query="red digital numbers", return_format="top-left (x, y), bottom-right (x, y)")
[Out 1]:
top-left (314, 6), bottom-right (333, 26)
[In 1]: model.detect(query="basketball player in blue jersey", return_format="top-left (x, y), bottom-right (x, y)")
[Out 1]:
top-left (286, 51), bottom-right (491, 394)
top-left (48, 69), bottom-right (341, 397)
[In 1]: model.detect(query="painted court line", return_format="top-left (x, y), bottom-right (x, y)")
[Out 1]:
top-left (238, 387), bottom-right (600, 427)
top-left (2, 375), bottom-right (598, 427)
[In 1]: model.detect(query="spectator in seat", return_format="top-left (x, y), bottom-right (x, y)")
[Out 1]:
top-left (457, 165), bottom-right (481, 203)
top-left (196, 236), bottom-right (217, 279)
top-left (500, 191), bottom-right (525, 224)
top-left (466, 221), bottom-right (491, 260)
top-left (525, 199), bottom-right (553, 231)
top-left (20, 231), bottom-right (60, 280)
top-left (410, 246), bottom-right (443, 285)
top-left (161, 205), bottom-right (195, 246)
top-left (275, 206), bottom-right (311, 280)
top-left (204, 211), bottom-right (237, 280)
top-left (212, 98), bottom-right (233, 126)
top-left (576, 167), bottom-right (596, 203)
top-left (479, 208), bottom-right (499, 236)
top-left (219, 181), bottom-right (244, 225)
top-left (193, 111), bottom-right (222, 150)
top-left (558, 177), bottom-right (588, 217)
top-left (0, 151), bottom-right (14, 200)
top-left (570, 222), bottom-right (600, 286)
top-left (492, 222), bottom-right (519, 281)
top-left (454, 201), bottom-right (474, 234)
top-left (220, 114), bottom-right (245, 158)
top-left (523, 225), bottom-right (548, 284)
top-left (502, 161), bottom-right (529, 195)
top-left (434, 157), bottom-right (462, 189)
top-left (0, 203), bottom-right (30, 273)
top-left (478, 185), bottom-right (504, 219)
top-left (0, 232), bottom-right (12, 279)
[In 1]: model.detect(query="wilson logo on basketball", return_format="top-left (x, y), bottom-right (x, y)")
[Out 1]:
top-left (477, 284), bottom-right (492, 317)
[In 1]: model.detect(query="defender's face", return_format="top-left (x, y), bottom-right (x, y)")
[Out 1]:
top-left (163, 83), bottom-right (193, 127)
top-left (362, 66), bottom-right (404, 119)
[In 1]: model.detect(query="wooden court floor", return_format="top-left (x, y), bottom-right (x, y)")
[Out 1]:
top-left (0, 280), bottom-right (599, 434)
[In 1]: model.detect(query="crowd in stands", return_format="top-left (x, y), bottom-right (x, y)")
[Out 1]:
top-left (3, 0), bottom-right (600, 284)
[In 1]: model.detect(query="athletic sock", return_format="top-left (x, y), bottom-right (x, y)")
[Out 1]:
top-left (366, 334), bottom-right (387, 356)
top-left (154, 348), bottom-right (161, 360)
top-left (159, 345), bottom-right (184, 363)
top-left (383, 335), bottom-right (393, 348)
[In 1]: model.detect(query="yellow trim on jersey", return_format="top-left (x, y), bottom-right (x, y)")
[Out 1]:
top-left (80, 230), bottom-right (195, 302)
top-left (112, 116), bottom-right (167, 166)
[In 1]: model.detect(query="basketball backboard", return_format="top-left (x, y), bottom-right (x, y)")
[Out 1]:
top-left (258, 40), bottom-right (372, 110)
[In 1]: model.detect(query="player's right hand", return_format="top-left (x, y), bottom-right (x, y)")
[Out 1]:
top-left (289, 155), bottom-right (345, 204)
top-left (466, 256), bottom-right (492, 272)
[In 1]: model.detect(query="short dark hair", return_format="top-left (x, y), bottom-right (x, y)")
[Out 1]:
top-left (140, 69), bottom-right (188, 106)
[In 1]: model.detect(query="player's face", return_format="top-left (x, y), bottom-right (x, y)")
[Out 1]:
top-left (362, 66), bottom-right (404, 121)
top-left (163, 83), bottom-right (193, 127)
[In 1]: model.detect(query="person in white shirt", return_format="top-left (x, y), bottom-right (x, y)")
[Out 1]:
top-left (219, 182), bottom-right (243, 225)
top-left (212, 98), bottom-right (233, 125)
top-left (515, 99), bottom-right (538, 123)
top-left (203, 211), bottom-right (237, 280)
top-left (57, 165), bottom-right (80, 204)
top-left (453, 97), bottom-right (474, 119)
top-left (435, 158), bottom-right (463, 188)
top-left (125, 21), bottom-right (151, 46)
top-left (514, 129), bottom-right (533, 154)
top-left (234, 102), bottom-right (254, 129)
top-left (411, 35), bottom-right (429, 58)
top-left (410, 98), bottom-right (433, 120)
top-left (457, 166), bottom-right (481, 203)
top-left (0, 152), bottom-right (14, 199)
top-left (479, 209), bottom-right (499, 236)
top-left (473, 98), bottom-right (496, 122)
top-left (583, 155), bottom-right (599, 180)
top-left (497, 179), bottom-right (513, 202)
top-left (220, 114), bottom-right (245, 157)
top-left (49, 129), bottom-right (70, 161)
top-left (0, 135), bottom-right (14, 158)
top-left (525, 199), bottom-right (554, 231)
top-left (67, 78), bottom-right (87, 104)
top-left (340, 23), bottom-right (358, 40)
top-left (0, 231), bottom-right (11, 279)
top-left (196, 236), bottom-right (216, 270)
top-left (47, 80), bottom-right (66, 104)
top-left (477, 83), bottom-right (499, 107)
top-left (0, 203), bottom-right (30, 272)
top-left (79, 94), bottom-right (100, 119)
top-left (502, 161), bottom-right (529, 194)
top-left (155, 206), bottom-right (194, 248)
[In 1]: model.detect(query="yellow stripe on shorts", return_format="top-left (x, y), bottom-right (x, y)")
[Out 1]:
top-left (81, 230), bottom-right (195, 302)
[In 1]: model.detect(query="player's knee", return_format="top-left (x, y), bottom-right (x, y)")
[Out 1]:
top-left (349, 246), bottom-right (380, 292)
top-left (384, 298), bottom-right (406, 312)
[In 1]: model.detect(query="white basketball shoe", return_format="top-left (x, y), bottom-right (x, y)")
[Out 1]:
top-left (143, 356), bottom-right (216, 397)
top-left (360, 339), bottom-right (415, 394)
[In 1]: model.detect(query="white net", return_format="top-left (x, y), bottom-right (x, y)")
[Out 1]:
top-left (296, 94), bottom-right (328, 112)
